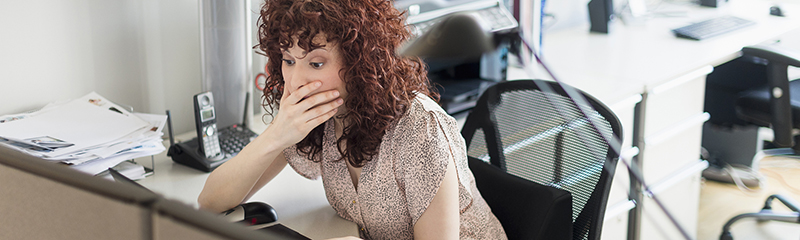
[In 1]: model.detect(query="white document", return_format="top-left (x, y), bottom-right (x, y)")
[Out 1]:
top-left (0, 92), bottom-right (148, 158)
top-left (79, 112), bottom-right (167, 159)
top-left (70, 139), bottom-right (165, 175)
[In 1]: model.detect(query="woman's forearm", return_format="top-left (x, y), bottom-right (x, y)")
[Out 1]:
top-left (197, 128), bottom-right (289, 213)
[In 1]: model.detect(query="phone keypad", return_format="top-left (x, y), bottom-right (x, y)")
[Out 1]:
top-left (219, 124), bottom-right (258, 156)
top-left (202, 125), bottom-right (221, 158)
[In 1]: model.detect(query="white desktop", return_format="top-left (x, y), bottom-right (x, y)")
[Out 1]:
top-left (135, 117), bottom-right (358, 239)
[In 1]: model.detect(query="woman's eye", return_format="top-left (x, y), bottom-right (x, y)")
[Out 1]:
top-left (310, 62), bottom-right (324, 68)
top-left (282, 59), bottom-right (295, 65)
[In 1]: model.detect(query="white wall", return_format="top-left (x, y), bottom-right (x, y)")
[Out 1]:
top-left (250, 0), bottom-right (270, 120)
top-left (0, 0), bottom-right (202, 135)
top-left (541, 0), bottom-right (640, 33)
top-left (542, 0), bottom-right (591, 32)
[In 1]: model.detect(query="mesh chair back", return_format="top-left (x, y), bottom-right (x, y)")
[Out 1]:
top-left (461, 80), bottom-right (622, 240)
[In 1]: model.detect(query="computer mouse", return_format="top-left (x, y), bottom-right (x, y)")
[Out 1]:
top-left (222, 202), bottom-right (278, 225)
top-left (770, 5), bottom-right (784, 17)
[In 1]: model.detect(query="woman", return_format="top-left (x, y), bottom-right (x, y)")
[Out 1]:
top-left (197, 0), bottom-right (506, 239)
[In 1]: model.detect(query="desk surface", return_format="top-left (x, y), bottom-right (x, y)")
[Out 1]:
top-left (135, 121), bottom-right (359, 239)
top-left (523, 0), bottom-right (800, 105)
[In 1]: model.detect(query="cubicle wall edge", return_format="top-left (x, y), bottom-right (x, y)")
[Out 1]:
top-left (0, 144), bottom-right (156, 239)
top-left (0, 144), bottom-right (280, 240)
top-left (151, 198), bottom-right (297, 240)
top-left (0, 144), bottom-right (160, 204)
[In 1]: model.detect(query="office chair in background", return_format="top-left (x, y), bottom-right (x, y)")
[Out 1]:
top-left (735, 45), bottom-right (800, 155)
top-left (461, 80), bottom-right (623, 240)
top-left (702, 44), bottom-right (800, 187)
top-left (704, 45), bottom-right (800, 239)
top-left (703, 45), bottom-right (800, 186)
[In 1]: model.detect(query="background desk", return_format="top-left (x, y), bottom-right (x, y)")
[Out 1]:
top-left (512, 0), bottom-right (800, 239)
top-left (135, 121), bottom-right (359, 240)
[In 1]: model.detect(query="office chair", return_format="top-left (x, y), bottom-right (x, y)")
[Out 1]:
top-left (461, 79), bottom-right (623, 240)
top-left (734, 45), bottom-right (800, 153)
top-left (705, 45), bottom-right (800, 240)
top-left (702, 44), bottom-right (800, 187)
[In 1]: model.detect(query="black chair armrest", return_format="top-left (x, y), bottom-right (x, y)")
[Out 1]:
top-left (741, 45), bottom-right (800, 147)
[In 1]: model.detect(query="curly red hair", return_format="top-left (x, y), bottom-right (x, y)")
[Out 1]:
top-left (257, 0), bottom-right (437, 167)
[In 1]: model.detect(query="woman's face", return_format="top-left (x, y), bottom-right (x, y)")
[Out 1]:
top-left (281, 33), bottom-right (348, 112)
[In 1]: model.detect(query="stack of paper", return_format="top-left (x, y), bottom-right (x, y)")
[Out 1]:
top-left (0, 92), bottom-right (166, 176)
top-left (97, 160), bottom-right (154, 181)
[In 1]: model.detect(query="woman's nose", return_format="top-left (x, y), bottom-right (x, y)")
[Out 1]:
top-left (288, 68), bottom-right (310, 92)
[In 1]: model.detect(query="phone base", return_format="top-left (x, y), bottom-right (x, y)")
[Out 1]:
top-left (168, 138), bottom-right (228, 172)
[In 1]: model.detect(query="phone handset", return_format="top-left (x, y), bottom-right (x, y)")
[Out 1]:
top-left (193, 92), bottom-right (223, 159)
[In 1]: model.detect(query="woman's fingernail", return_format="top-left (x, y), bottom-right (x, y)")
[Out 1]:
top-left (337, 99), bottom-right (343, 104)
top-left (315, 82), bottom-right (321, 87)
top-left (333, 91), bottom-right (340, 97)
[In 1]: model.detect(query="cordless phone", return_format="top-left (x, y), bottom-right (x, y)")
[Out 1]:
top-left (169, 92), bottom-right (257, 172)
top-left (193, 92), bottom-right (222, 159)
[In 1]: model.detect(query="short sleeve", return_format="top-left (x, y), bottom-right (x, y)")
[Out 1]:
top-left (394, 97), bottom-right (473, 226)
top-left (283, 144), bottom-right (322, 180)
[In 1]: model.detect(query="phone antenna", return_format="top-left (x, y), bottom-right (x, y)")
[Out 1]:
top-left (166, 110), bottom-right (175, 147)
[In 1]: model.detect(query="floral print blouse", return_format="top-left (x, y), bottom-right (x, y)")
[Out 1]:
top-left (283, 94), bottom-right (507, 240)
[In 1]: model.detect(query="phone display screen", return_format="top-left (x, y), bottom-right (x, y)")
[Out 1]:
top-left (201, 108), bottom-right (215, 121)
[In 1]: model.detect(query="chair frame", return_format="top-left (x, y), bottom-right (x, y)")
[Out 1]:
top-left (713, 45), bottom-right (800, 240)
top-left (718, 194), bottom-right (800, 240)
top-left (461, 79), bottom-right (623, 240)
top-left (738, 45), bottom-right (800, 150)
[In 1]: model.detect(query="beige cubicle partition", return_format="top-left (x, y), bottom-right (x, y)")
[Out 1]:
top-left (0, 144), bottom-right (279, 240)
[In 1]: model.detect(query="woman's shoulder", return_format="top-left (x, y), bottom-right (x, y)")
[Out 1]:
top-left (410, 93), bottom-right (442, 112)
top-left (392, 93), bottom-right (457, 141)
top-left (401, 93), bottom-right (449, 125)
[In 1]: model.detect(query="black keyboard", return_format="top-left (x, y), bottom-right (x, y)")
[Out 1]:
top-left (218, 124), bottom-right (258, 156)
top-left (672, 16), bottom-right (755, 40)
